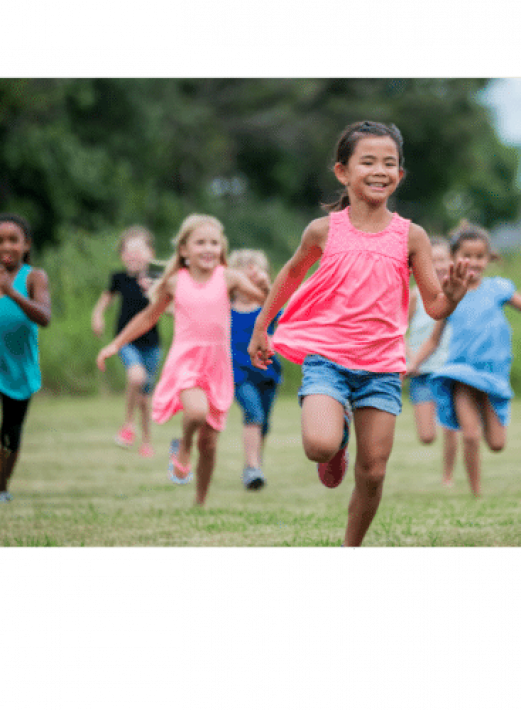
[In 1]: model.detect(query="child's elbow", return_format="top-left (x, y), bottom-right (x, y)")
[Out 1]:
top-left (424, 299), bottom-right (446, 321)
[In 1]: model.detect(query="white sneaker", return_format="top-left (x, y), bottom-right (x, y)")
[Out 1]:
top-left (0, 491), bottom-right (13, 503)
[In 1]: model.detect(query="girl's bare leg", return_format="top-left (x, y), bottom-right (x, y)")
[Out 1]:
top-left (243, 424), bottom-right (263, 468)
top-left (442, 428), bottom-right (458, 486)
top-left (413, 401), bottom-right (437, 444)
top-left (301, 394), bottom-right (345, 462)
top-left (481, 395), bottom-right (506, 452)
top-left (345, 408), bottom-right (396, 547)
top-left (124, 364), bottom-right (147, 429)
top-left (138, 392), bottom-right (152, 446)
top-left (194, 424), bottom-right (220, 506)
top-left (176, 388), bottom-right (209, 478)
top-left (453, 383), bottom-right (482, 496)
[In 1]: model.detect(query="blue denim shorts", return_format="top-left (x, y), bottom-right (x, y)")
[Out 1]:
top-left (235, 380), bottom-right (279, 437)
top-left (298, 354), bottom-right (402, 416)
top-left (118, 343), bottom-right (161, 394)
top-left (408, 373), bottom-right (435, 405)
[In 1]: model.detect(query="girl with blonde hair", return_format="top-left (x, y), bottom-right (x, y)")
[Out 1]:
top-left (97, 214), bottom-right (267, 506)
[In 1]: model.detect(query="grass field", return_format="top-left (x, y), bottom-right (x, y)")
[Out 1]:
top-left (2, 393), bottom-right (521, 546)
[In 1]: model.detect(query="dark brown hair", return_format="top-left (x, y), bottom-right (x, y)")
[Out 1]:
top-left (324, 121), bottom-right (405, 212)
top-left (0, 213), bottom-right (32, 263)
top-left (449, 219), bottom-right (500, 261)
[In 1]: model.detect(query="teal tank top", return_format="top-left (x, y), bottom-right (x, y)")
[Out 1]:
top-left (0, 264), bottom-right (41, 399)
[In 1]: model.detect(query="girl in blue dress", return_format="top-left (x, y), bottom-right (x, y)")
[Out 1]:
top-left (0, 214), bottom-right (51, 502)
top-left (408, 220), bottom-right (521, 496)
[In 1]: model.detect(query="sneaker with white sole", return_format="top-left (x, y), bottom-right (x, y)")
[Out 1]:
top-left (242, 466), bottom-right (266, 490)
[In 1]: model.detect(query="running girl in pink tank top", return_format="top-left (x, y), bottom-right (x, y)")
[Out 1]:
top-left (249, 121), bottom-right (472, 547)
top-left (97, 214), bottom-right (267, 506)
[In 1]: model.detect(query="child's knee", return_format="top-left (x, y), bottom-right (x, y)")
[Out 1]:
top-left (127, 365), bottom-right (147, 389)
top-left (303, 435), bottom-right (340, 463)
top-left (355, 456), bottom-right (387, 493)
top-left (198, 428), bottom-right (219, 456)
top-left (487, 436), bottom-right (505, 453)
top-left (185, 407), bottom-right (208, 428)
top-left (419, 432), bottom-right (436, 445)
top-left (462, 429), bottom-right (481, 447)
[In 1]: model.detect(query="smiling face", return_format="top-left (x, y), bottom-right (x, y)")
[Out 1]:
top-left (0, 220), bottom-right (30, 271)
top-left (334, 135), bottom-right (403, 206)
top-left (453, 238), bottom-right (490, 286)
top-left (180, 222), bottom-right (225, 273)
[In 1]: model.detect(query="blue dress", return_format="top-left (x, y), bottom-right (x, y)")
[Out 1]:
top-left (431, 277), bottom-right (516, 430)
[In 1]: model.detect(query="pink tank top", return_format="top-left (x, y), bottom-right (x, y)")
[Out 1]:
top-left (272, 208), bottom-right (410, 373)
top-left (174, 264), bottom-right (231, 348)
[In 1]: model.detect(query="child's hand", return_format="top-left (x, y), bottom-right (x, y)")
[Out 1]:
top-left (442, 258), bottom-right (471, 304)
top-left (405, 364), bottom-right (418, 378)
top-left (96, 343), bottom-right (118, 371)
top-left (246, 265), bottom-right (270, 292)
top-left (0, 266), bottom-right (14, 297)
top-left (253, 269), bottom-right (270, 292)
top-left (248, 329), bottom-right (274, 370)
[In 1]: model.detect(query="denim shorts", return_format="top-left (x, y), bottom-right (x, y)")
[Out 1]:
top-left (298, 354), bottom-right (402, 416)
top-left (408, 373), bottom-right (436, 405)
top-left (118, 343), bottom-right (161, 394)
top-left (234, 379), bottom-right (279, 437)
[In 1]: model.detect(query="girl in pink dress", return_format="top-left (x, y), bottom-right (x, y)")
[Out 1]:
top-left (249, 121), bottom-right (472, 546)
top-left (97, 214), bottom-right (267, 506)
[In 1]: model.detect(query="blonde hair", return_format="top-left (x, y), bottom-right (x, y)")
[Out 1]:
top-left (148, 214), bottom-right (228, 304)
top-left (228, 248), bottom-right (269, 274)
top-left (117, 225), bottom-right (154, 254)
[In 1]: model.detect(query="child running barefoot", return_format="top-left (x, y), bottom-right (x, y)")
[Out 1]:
top-left (406, 238), bottom-right (459, 487)
top-left (0, 214), bottom-right (51, 502)
top-left (92, 227), bottom-right (161, 458)
top-left (97, 215), bottom-right (267, 506)
top-left (408, 220), bottom-right (521, 497)
top-left (229, 249), bottom-right (283, 490)
top-left (248, 121), bottom-right (471, 547)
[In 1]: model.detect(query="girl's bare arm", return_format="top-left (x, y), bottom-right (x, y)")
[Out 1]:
top-left (248, 217), bottom-right (327, 369)
top-left (407, 319), bottom-right (446, 375)
top-left (0, 267), bottom-right (52, 327)
top-left (91, 291), bottom-right (115, 336)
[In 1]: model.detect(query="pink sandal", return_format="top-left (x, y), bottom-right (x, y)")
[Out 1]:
top-left (168, 439), bottom-right (193, 485)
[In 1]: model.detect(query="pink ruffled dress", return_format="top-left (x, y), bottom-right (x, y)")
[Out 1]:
top-left (272, 208), bottom-right (411, 373)
top-left (152, 265), bottom-right (233, 431)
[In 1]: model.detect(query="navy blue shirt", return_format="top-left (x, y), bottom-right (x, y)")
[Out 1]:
top-left (231, 306), bottom-right (282, 385)
top-left (108, 272), bottom-right (160, 349)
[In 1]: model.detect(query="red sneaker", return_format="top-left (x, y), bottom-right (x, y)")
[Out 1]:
top-left (317, 447), bottom-right (349, 488)
top-left (115, 425), bottom-right (135, 448)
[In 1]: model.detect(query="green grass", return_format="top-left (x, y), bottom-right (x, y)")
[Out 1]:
top-left (2, 394), bottom-right (521, 546)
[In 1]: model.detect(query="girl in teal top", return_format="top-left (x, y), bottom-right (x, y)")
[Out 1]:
top-left (0, 214), bottom-right (51, 502)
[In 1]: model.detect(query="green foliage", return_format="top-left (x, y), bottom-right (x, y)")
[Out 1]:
top-left (0, 78), bottom-right (519, 255)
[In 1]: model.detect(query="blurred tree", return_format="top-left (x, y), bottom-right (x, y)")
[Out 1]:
top-left (0, 78), bottom-right (518, 253)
